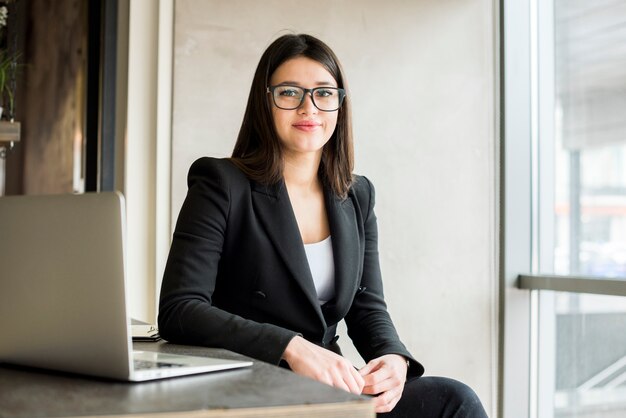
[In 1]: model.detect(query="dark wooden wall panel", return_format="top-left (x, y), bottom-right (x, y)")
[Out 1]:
top-left (21, 0), bottom-right (87, 194)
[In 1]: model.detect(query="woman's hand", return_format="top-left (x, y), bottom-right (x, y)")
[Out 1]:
top-left (282, 336), bottom-right (364, 395)
top-left (359, 354), bottom-right (408, 413)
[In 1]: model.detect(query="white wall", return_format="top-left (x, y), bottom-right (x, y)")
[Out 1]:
top-left (171, 0), bottom-right (498, 414)
top-left (124, 0), bottom-right (173, 322)
top-left (125, 0), bottom-right (158, 322)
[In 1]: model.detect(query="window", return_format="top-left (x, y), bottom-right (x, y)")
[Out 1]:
top-left (540, 1), bottom-right (626, 416)
top-left (503, 0), bottom-right (626, 417)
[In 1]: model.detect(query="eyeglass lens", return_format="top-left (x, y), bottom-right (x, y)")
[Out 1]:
top-left (272, 86), bottom-right (343, 111)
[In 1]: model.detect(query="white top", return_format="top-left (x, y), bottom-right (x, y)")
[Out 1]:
top-left (303, 236), bottom-right (335, 305)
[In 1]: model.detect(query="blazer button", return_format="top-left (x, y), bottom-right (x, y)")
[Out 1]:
top-left (253, 290), bottom-right (266, 299)
top-left (323, 335), bottom-right (339, 346)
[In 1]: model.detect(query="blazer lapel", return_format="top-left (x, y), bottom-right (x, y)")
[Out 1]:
top-left (324, 186), bottom-right (362, 324)
top-left (251, 181), bottom-right (325, 327)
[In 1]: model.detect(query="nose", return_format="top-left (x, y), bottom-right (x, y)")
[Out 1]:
top-left (298, 92), bottom-right (318, 114)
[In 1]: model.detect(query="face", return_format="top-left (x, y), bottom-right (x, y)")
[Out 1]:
top-left (269, 56), bottom-right (340, 160)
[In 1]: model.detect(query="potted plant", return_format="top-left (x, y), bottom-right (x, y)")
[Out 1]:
top-left (0, 2), bottom-right (19, 121)
top-left (0, 50), bottom-right (15, 120)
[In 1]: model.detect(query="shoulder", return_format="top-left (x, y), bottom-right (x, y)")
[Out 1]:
top-left (187, 157), bottom-right (249, 189)
top-left (349, 174), bottom-right (376, 215)
top-left (350, 174), bottom-right (375, 199)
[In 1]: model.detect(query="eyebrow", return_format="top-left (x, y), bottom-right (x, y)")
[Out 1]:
top-left (275, 80), bottom-right (338, 87)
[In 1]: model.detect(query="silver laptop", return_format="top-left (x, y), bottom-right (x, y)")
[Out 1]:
top-left (0, 192), bottom-right (252, 381)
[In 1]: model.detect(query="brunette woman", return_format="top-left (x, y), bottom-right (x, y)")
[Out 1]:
top-left (159, 33), bottom-right (487, 417)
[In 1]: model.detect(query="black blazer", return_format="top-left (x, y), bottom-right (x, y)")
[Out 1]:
top-left (158, 157), bottom-right (424, 378)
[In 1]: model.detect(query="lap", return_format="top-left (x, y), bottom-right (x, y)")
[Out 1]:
top-left (378, 376), bottom-right (488, 418)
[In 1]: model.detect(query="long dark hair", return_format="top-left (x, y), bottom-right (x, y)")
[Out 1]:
top-left (230, 34), bottom-right (354, 198)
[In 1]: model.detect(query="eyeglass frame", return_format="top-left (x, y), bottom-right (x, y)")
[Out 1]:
top-left (266, 85), bottom-right (346, 112)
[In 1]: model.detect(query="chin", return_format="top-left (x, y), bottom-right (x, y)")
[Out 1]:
top-left (284, 137), bottom-right (330, 154)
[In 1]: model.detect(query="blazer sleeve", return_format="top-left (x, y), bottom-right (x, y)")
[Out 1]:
top-left (158, 158), bottom-right (299, 365)
top-left (344, 176), bottom-right (425, 379)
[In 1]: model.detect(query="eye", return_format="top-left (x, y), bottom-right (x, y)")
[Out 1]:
top-left (277, 87), bottom-right (301, 97)
top-left (315, 89), bottom-right (336, 98)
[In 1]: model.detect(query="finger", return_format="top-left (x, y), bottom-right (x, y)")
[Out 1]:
top-left (361, 365), bottom-right (392, 388)
top-left (373, 387), bottom-right (402, 413)
top-left (358, 359), bottom-right (381, 377)
top-left (375, 399), bottom-right (399, 414)
top-left (345, 366), bottom-right (365, 394)
top-left (330, 372), bottom-right (352, 393)
top-left (329, 364), bottom-right (362, 394)
top-left (351, 366), bottom-right (365, 390)
top-left (333, 361), bottom-right (364, 395)
top-left (342, 375), bottom-right (362, 395)
top-left (362, 375), bottom-right (398, 395)
top-left (363, 371), bottom-right (401, 396)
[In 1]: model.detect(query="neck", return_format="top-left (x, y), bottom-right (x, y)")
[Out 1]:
top-left (283, 150), bottom-right (322, 192)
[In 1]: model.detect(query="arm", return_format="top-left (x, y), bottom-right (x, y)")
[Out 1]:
top-left (158, 158), bottom-right (298, 365)
top-left (345, 176), bottom-right (424, 378)
top-left (345, 177), bottom-right (424, 411)
top-left (282, 335), bottom-right (365, 394)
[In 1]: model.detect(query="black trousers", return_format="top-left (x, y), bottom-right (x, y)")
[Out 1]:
top-left (379, 376), bottom-right (488, 418)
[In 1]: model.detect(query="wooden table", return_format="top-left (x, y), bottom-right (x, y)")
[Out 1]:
top-left (0, 342), bottom-right (373, 418)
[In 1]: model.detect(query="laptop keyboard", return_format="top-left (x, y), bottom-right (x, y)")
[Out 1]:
top-left (134, 360), bottom-right (184, 370)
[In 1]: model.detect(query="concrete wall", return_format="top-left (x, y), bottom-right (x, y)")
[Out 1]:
top-left (171, 0), bottom-right (497, 413)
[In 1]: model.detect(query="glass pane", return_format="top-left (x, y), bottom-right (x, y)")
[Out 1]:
top-left (554, 6), bottom-right (626, 277)
top-left (551, 292), bottom-right (626, 417)
top-left (546, 0), bottom-right (626, 417)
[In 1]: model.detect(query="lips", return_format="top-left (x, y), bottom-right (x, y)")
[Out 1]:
top-left (292, 120), bottom-right (322, 132)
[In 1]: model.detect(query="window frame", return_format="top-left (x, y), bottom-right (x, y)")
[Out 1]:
top-left (500, 0), bottom-right (533, 415)
top-left (501, 0), bottom-right (626, 416)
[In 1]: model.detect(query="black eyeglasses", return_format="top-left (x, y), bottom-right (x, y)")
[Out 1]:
top-left (267, 85), bottom-right (346, 112)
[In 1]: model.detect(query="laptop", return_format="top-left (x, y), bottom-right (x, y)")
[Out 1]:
top-left (0, 192), bottom-right (252, 381)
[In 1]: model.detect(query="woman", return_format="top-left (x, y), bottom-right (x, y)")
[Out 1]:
top-left (159, 33), bottom-right (487, 417)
